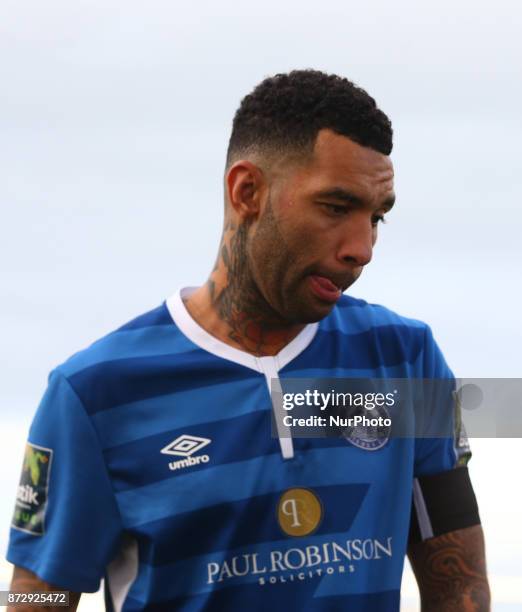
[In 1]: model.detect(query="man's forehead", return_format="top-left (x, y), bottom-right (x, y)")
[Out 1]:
top-left (311, 129), bottom-right (394, 177)
top-left (285, 129), bottom-right (395, 205)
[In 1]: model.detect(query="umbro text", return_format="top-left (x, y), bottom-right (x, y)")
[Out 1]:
top-left (168, 454), bottom-right (210, 471)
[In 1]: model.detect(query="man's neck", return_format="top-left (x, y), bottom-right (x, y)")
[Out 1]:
top-left (184, 218), bottom-right (305, 356)
top-left (183, 281), bottom-right (305, 357)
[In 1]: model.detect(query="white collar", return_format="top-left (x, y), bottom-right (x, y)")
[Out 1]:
top-left (165, 287), bottom-right (318, 373)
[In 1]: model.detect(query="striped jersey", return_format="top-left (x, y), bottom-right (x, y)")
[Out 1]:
top-left (7, 287), bottom-right (466, 611)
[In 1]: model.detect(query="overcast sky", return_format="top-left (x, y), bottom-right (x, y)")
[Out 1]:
top-left (1, 1), bottom-right (521, 607)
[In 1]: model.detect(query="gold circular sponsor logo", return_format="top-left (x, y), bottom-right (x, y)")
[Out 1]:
top-left (277, 488), bottom-right (323, 537)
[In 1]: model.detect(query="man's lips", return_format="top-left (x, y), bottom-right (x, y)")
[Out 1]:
top-left (308, 274), bottom-right (343, 303)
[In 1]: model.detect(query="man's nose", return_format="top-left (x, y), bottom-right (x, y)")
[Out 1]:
top-left (336, 218), bottom-right (374, 267)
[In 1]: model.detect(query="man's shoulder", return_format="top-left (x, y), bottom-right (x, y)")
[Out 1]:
top-left (332, 294), bottom-right (429, 333)
top-left (54, 299), bottom-right (192, 382)
top-left (324, 295), bottom-right (434, 371)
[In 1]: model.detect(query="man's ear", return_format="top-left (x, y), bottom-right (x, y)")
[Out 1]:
top-left (226, 161), bottom-right (267, 220)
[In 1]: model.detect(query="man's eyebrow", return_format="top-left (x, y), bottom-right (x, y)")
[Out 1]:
top-left (316, 188), bottom-right (362, 204)
top-left (316, 188), bottom-right (396, 211)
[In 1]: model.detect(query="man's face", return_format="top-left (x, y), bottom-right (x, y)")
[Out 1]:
top-left (247, 129), bottom-right (395, 323)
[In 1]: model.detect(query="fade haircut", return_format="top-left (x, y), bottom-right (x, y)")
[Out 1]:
top-left (226, 69), bottom-right (393, 168)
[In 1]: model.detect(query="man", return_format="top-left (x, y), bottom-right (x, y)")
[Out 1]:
top-left (7, 70), bottom-right (490, 611)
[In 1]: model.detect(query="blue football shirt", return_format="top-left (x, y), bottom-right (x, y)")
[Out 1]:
top-left (7, 287), bottom-right (469, 611)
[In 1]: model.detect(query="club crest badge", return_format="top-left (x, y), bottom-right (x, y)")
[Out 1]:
top-left (344, 404), bottom-right (391, 451)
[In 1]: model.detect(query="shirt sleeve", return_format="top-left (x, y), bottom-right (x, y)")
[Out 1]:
top-left (6, 368), bottom-right (123, 592)
top-left (413, 324), bottom-right (472, 478)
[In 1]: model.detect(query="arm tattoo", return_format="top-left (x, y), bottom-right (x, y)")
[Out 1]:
top-left (408, 525), bottom-right (491, 611)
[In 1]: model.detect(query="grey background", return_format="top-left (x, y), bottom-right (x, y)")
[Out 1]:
top-left (1, 1), bottom-right (521, 609)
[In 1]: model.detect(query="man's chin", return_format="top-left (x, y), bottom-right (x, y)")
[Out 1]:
top-left (285, 296), bottom-right (339, 324)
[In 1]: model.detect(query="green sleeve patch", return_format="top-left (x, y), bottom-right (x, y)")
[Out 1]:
top-left (12, 442), bottom-right (53, 535)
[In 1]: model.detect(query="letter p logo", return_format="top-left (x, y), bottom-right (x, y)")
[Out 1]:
top-left (277, 488), bottom-right (322, 537)
top-left (281, 498), bottom-right (301, 527)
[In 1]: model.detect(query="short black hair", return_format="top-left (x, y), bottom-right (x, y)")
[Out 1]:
top-left (226, 69), bottom-right (393, 167)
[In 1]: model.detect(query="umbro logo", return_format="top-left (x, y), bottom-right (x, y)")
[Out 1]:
top-left (161, 435), bottom-right (212, 471)
top-left (161, 434), bottom-right (211, 457)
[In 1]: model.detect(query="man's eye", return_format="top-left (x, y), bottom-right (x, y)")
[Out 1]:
top-left (324, 204), bottom-right (348, 215)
